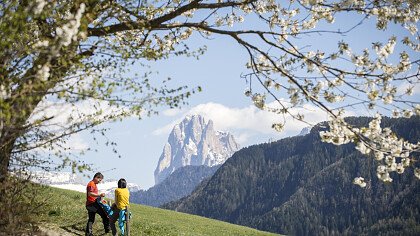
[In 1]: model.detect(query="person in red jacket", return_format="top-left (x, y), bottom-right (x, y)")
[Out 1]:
top-left (85, 172), bottom-right (110, 236)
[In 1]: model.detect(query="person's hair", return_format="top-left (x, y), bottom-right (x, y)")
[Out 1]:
top-left (93, 172), bottom-right (103, 179)
top-left (118, 178), bottom-right (127, 188)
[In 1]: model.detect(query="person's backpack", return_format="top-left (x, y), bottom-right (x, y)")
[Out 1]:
top-left (96, 197), bottom-right (114, 218)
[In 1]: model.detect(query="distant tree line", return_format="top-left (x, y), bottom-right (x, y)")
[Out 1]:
top-left (131, 165), bottom-right (219, 207)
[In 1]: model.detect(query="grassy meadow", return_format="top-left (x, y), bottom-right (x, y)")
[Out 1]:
top-left (38, 186), bottom-right (278, 235)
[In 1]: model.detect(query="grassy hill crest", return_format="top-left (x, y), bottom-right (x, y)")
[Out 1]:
top-left (36, 186), bottom-right (278, 235)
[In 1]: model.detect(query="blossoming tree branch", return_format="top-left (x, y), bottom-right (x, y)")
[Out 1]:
top-left (0, 0), bottom-right (418, 186)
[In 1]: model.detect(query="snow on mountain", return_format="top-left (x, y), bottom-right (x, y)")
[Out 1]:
top-left (298, 126), bottom-right (311, 136)
top-left (154, 115), bottom-right (240, 184)
top-left (29, 171), bottom-right (83, 185)
top-left (28, 171), bottom-right (141, 199)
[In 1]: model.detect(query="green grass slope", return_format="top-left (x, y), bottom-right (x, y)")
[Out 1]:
top-left (39, 186), bottom-right (278, 235)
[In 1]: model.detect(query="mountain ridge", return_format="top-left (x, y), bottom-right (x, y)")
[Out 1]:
top-left (164, 116), bottom-right (420, 235)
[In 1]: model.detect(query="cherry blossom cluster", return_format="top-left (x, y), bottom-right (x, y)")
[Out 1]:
top-left (240, 1), bottom-right (418, 147)
top-left (0, 85), bottom-right (11, 100)
top-left (55, 3), bottom-right (86, 47)
top-left (33, 0), bottom-right (47, 15)
top-left (29, 2), bottom-right (86, 82)
top-left (4, 0), bottom-right (418, 187)
top-left (320, 113), bottom-right (419, 186)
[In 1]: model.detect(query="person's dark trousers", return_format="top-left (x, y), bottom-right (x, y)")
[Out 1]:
top-left (85, 201), bottom-right (110, 235)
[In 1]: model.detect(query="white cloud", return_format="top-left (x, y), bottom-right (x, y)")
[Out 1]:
top-left (162, 108), bottom-right (185, 117)
top-left (234, 132), bottom-right (254, 145)
top-left (28, 97), bottom-right (128, 154)
top-left (30, 97), bottom-right (128, 132)
top-left (154, 102), bottom-right (329, 145)
top-left (27, 132), bottom-right (89, 155)
top-left (152, 121), bottom-right (180, 136)
top-left (29, 68), bottom-right (133, 134)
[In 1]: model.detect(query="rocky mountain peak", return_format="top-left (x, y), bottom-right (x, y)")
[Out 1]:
top-left (298, 126), bottom-right (311, 136)
top-left (154, 115), bottom-right (240, 184)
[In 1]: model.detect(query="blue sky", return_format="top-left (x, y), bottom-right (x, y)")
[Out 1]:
top-left (75, 35), bottom-right (315, 189)
top-left (57, 12), bottom-right (419, 190)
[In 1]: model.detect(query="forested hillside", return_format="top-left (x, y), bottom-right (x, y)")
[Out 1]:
top-left (165, 117), bottom-right (420, 235)
top-left (132, 165), bottom-right (219, 207)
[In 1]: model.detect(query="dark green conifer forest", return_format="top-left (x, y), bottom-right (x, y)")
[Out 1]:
top-left (165, 116), bottom-right (420, 235)
top-left (131, 165), bottom-right (219, 207)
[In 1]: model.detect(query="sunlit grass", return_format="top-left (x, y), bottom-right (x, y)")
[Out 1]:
top-left (39, 186), bottom-right (279, 235)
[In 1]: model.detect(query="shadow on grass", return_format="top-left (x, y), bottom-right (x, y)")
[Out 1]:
top-left (60, 220), bottom-right (85, 236)
top-left (60, 220), bottom-right (110, 236)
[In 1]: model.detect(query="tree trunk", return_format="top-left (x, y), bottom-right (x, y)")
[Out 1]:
top-left (0, 138), bottom-right (14, 181)
top-left (125, 206), bottom-right (130, 236)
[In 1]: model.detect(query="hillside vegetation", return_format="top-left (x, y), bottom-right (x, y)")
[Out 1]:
top-left (166, 116), bottom-right (420, 235)
top-left (36, 186), bottom-right (278, 235)
top-left (131, 165), bottom-right (219, 207)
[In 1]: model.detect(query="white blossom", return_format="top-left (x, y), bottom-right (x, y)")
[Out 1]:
top-left (0, 85), bottom-right (11, 100)
top-left (403, 109), bottom-right (413, 118)
top-left (321, 114), bottom-right (419, 183)
top-left (367, 90), bottom-right (379, 101)
top-left (383, 94), bottom-right (393, 104)
top-left (180, 28), bottom-right (193, 40)
top-left (415, 168), bottom-right (420, 179)
top-left (392, 109), bottom-right (400, 118)
top-left (402, 158), bottom-right (410, 168)
top-left (377, 171), bottom-right (393, 183)
top-left (375, 36), bottom-right (396, 58)
top-left (415, 105), bottom-right (420, 115)
top-left (55, 3), bottom-right (86, 47)
top-left (404, 23), bottom-right (418, 35)
top-left (33, 0), bottom-right (47, 15)
top-left (33, 40), bottom-right (49, 49)
top-left (356, 141), bottom-right (370, 154)
top-left (264, 79), bottom-right (273, 88)
top-left (36, 64), bottom-right (50, 81)
top-left (252, 94), bottom-right (266, 109)
top-left (272, 123), bottom-right (284, 132)
top-left (374, 151), bottom-right (384, 161)
top-left (353, 177), bottom-right (367, 188)
top-left (398, 51), bottom-right (411, 72)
